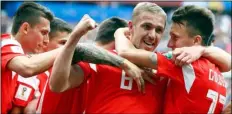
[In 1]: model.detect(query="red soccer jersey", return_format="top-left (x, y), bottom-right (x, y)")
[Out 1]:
top-left (1, 34), bottom-right (24, 113)
top-left (156, 53), bottom-right (227, 113)
top-left (12, 71), bottom-right (50, 107)
top-left (83, 52), bottom-right (168, 113)
top-left (36, 62), bottom-right (91, 113)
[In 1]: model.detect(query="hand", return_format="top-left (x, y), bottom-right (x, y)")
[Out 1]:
top-left (71, 14), bottom-right (97, 38)
top-left (114, 27), bottom-right (130, 39)
top-left (172, 46), bottom-right (205, 66)
top-left (141, 67), bottom-right (158, 85)
top-left (120, 59), bottom-right (145, 93)
top-left (222, 102), bottom-right (231, 114)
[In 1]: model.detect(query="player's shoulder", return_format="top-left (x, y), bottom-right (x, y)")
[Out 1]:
top-left (1, 34), bottom-right (21, 47)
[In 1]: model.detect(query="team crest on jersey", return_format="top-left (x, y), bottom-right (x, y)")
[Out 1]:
top-left (15, 84), bottom-right (32, 101)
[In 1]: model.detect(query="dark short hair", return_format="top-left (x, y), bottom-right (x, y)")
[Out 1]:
top-left (95, 17), bottom-right (128, 45)
top-left (172, 5), bottom-right (215, 46)
top-left (49, 17), bottom-right (72, 39)
top-left (11, 2), bottom-right (54, 35)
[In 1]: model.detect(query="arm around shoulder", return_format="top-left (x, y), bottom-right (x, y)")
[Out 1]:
top-left (7, 48), bottom-right (61, 77)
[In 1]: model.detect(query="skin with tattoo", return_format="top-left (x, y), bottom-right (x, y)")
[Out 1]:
top-left (72, 44), bottom-right (124, 67)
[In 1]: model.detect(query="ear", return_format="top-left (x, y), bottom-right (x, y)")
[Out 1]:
top-left (20, 22), bottom-right (30, 35)
top-left (128, 21), bottom-right (133, 40)
top-left (128, 21), bottom-right (133, 31)
top-left (193, 35), bottom-right (202, 45)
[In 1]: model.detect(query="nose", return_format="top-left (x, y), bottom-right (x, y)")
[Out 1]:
top-left (148, 30), bottom-right (156, 41)
top-left (167, 39), bottom-right (174, 49)
top-left (43, 36), bottom-right (49, 47)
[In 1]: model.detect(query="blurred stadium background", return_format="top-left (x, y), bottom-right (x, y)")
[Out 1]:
top-left (1, 1), bottom-right (231, 102)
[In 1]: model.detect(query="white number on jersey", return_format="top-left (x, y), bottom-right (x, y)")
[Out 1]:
top-left (120, 71), bottom-right (133, 90)
top-left (207, 89), bottom-right (226, 114)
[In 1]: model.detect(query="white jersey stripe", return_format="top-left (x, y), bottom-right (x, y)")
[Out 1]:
top-left (182, 64), bottom-right (196, 93)
top-left (36, 80), bottom-right (48, 113)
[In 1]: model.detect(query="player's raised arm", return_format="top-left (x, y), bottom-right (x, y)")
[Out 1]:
top-left (49, 14), bottom-right (97, 92)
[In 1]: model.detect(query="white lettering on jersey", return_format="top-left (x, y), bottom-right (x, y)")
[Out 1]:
top-left (15, 84), bottom-right (32, 101)
top-left (209, 69), bottom-right (226, 87)
top-left (182, 64), bottom-right (196, 93)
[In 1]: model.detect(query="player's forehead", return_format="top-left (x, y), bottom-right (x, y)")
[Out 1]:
top-left (135, 12), bottom-right (165, 28)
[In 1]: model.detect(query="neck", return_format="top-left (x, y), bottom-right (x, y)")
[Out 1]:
top-left (95, 41), bottom-right (115, 50)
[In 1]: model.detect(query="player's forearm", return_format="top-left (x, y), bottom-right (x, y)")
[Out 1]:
top-left (119, 49), bottom-right (158, 69)
top-left (203, 46), bottom-right (231, 72)
top-left (8, 48), bottom-right (61, 77)
top-left (49, 30), bottom-right (84, 92)
top-left (114, 28), bottom-right (136, 53)
top-left (72, 43), bottom-right (126, 68)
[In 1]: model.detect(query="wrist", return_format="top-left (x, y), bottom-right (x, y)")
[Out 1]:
top-left (119, 59), bottom-right (128, 70)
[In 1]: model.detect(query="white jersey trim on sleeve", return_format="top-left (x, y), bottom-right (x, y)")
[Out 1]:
top-left (182, 64), bottom-right (196, 93)
top-left (1, 38), bottom-right (21, 47)
top-left (89, 63), bottom-right (97, 72)
top-left (44, 71), bottom-right (50, 77)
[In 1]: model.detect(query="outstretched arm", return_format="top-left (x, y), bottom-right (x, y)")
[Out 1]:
top-left (7, 48), bottom-right (60, 77)
top-left (203, 46), bottom-right (231, 72)
top-left (72, 44), bottom-right (146, 93)
top-left (114, 27), bottom-right (231, 72)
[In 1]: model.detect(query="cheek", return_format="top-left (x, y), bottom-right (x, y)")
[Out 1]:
top-left (32, 32), bottom-right (44, 44)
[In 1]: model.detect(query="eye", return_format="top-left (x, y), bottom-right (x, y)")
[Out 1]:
top-left (142, 24), bottom-right (152, 30)
top-left (59, 40), bottom-right (67, 45)
top-left (156, 28), bottom-right (163, 34)
top-left (41, 30), bottom-right (48, 36)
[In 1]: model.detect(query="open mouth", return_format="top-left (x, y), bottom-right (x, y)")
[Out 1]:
top-left (143, 40), bottom-right (154, 47)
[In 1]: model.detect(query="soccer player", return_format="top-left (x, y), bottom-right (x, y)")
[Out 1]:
top-left (95, 17), bottom-right (128, 50)
top-left (114, 5), bottom-right (230, 113)
top-left (1, 2), bottom-right (56, 113)
top-left (10, 17), bottom-right (73, 114)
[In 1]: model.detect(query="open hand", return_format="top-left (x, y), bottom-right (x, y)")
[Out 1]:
top-left (121, 59), bottom-right (145, 93)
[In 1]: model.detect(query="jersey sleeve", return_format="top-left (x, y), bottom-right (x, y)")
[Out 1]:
top-left (1, 39), bottom-right (24, 71)
top-left (156, 53), bottom-right (183, 82)
top-left (13, 76), bottom-right (39, 107)
top-left (77, 62), bottom-right (94, 82)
